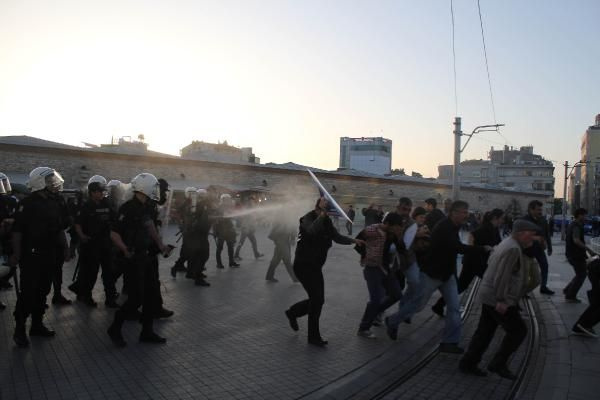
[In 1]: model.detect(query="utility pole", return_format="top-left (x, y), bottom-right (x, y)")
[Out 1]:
top-left (452, 117), bottom-right (462, 201)
top-left (561, 161), bottom-right (568, 241)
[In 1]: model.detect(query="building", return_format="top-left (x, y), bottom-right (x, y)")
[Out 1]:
top-left (568, 164), bottom-right (582, 213)
top-left (438, 145), bottom-right (555, 197)
top-left (579, 114), bottom-right (600, 214)
top-left (339, 137), bottom-right (392, 175)
top-left (180, 140), bottom-right (260, 164)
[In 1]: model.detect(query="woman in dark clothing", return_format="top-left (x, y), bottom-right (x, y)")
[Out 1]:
top-left (285, 197), bottom-right (364, 346)
top-left (432, 209), bottom-right (504, 316)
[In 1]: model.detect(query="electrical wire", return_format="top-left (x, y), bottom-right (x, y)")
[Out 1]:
top-left (477, 0), bottom-right (495, 123)
top-left (450, 0), bottom-right (458, 116)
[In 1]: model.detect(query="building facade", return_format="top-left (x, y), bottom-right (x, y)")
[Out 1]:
top-left (580, 114), bottom-right (600, 214)
top-left (438, 145), bottom-right (555, 197)
top-left (339, 137), bottom-right (392, 175)
top-left (180, 140), bottom-right (260, 164)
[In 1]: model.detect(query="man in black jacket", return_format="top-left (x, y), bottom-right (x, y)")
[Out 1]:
top-left (424, 198), bottom-right (446, 231)
top-left (386, 201), bottom-right (487, 354)
top-left (564, 208), bottom-right (590, 302)
top-left (285, 197), bottom-right (364, 346)
top-left (521, 200), bottom-right (554, 295)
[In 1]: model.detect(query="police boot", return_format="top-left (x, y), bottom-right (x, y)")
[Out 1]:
top-left (139, 321), bottom-right (166, 344)
top-left (107, 312), bottom-right (126, 347)
top-left (29, 316), bottom-right (56, 337)
top-left (13, 320), bottom-right (29, 347)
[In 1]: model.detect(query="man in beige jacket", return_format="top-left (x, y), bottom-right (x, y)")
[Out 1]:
top-left (459, 219), bottom-right (541, 380)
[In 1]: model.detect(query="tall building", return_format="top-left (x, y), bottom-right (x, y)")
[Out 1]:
top-left (438, 145), bottom-right (554, 196)
top-left (579, 114), bottom-right (600, 214)
top-left (568, 164), bottom-right (582, 213)
top-left (180, 140), bottom-right (260, 164)
top-left (339, 137), bottom-right (392, 175)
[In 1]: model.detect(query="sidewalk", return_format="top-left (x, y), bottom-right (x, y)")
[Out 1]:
top-left (531, 237), bottom-right (600, 400)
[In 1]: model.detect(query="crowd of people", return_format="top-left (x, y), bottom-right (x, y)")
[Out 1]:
top-left (1, 167), bottom-right (600, 381)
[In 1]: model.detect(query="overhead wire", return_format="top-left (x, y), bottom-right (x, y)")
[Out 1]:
top-left (450, 0), bottom-right (458, 116)
top-left (477, 0), bottom-right (512, 147)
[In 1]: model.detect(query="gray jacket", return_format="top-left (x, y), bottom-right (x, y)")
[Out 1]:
top-left (479, 236), bottom-right (540, 307)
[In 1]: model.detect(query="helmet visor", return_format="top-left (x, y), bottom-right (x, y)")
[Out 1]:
top-left (0, 180), bottom-right (5, 195)
top-left (1, 178), bottom-right (11, 194)
top-left (45, 171), bottom-right (64, 192)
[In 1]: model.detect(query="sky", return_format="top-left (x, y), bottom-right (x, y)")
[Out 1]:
top-left (0, 0), bottom-right (599, 196)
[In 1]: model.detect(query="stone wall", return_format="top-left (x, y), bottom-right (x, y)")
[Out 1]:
top-left (0, 143), bottom-right (552, 219)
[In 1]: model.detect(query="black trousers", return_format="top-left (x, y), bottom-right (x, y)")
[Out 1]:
top-left (576, 262), bottom-right (600, 329)
top-left (235, 229), bottom-right (259, 258)
top-left (266, 240), bottom-right (296, 281)
top-left (173, 234), bottom-right (188, 268)
top-left (461, 304), bottom-right (527, 368)
top-left (216, 237), bottom-right (235, 266)
top-left (564, 257), bottom-right (588, 299)
top-left (289, 265), bottom-right (325, 340)
top-left (74, 242), bottom-right (116, 299)
top-left (189, 239), bottom-right (210, 279)
top-left (534, 250), bottom-right (550, 289)
top-left (14, 252), bottom-right (54, 323)
top-left (113, 253), bottom-right (160, 330)
top-left (51, 251), bottom-right (65, 298)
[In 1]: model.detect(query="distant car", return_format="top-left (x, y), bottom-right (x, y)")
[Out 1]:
top-left (584, 218), bottom-right (593, 235)
top-left (553, 216), bottom-right (571, 232)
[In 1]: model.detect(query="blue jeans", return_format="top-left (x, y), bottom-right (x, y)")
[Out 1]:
top-left (359, 266), bottom-right (403, 331)
top-left (388, 271), bottom-right (461, 344)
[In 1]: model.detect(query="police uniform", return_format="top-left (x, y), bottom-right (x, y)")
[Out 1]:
top-left (70, 197), bottom-right (117, 305)
top-left (215, 207), bottom-right (237, 268)
top-left (49, 193), bottom-right (72, 304)
top-left (171, 199), bottom-right (191, 276)
top-left (13, 191), bottom-right (68, 342)
top-left (186, 200), bottom-right (212, 285)
top-left (107, 195), bottom-right (164, 346)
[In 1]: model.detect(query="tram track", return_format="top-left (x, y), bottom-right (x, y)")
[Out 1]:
top-left (369, 282), bottom-right (541, 400)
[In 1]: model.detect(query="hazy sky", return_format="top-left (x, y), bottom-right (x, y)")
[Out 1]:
top-left (0, 0), bottom-right (598, 194)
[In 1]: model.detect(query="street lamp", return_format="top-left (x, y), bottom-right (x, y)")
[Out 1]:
top-left (452, 118), bottom-right (505, 200)
top-left (561, 160), bottom-right (587, 241)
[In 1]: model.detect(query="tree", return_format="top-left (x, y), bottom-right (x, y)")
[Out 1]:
top-left (390, 168), bottom-right (405, 175)
top-left (137, 134), bottom-right (145, 142)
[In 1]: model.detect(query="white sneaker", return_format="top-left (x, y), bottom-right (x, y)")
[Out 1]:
top-left (357, 329), bottom-right (377, 339)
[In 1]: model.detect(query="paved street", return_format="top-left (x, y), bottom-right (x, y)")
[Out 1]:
top-left (1, 228), bottom-right (599, 400)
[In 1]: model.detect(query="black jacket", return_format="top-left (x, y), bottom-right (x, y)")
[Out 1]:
top-left (463, 221), bottom-right (501, 277)
top-left (522, 213), bottom-right (552, 253)
top-left (294, 210), bottom-right (353, 270)
top-left (420, 217), bottom-right (484, 282)
top-left (424, 208), bottom-right (446, 232)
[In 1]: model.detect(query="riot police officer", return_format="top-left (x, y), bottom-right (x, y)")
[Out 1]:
top-left (69, 175), bottom-right (118, 307)
top-left (107, 173), bottom-right (172, 347)
top-left (171, 186), bottom-right (195, 277)
top-left (0, 172), bottom-right (17, 309)
top-left (214, 194), bottom-right (239, 268)
top-left (11, 167), bottom-right (71, 347)
top-left (187, 188), bottom-right (212, 286)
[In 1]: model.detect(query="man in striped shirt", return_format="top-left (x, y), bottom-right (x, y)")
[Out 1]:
top-left (357, 212), bottom-right (405, 339)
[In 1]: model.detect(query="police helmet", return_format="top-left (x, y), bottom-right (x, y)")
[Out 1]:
top-left (196, 188), bottom-right (208, 197)
top-left (27, 167), bottom-right (64, 193)
top-left (184, 187), bottom-right (197, 199)
top-left (131, 173), bottom-right (160, 201)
